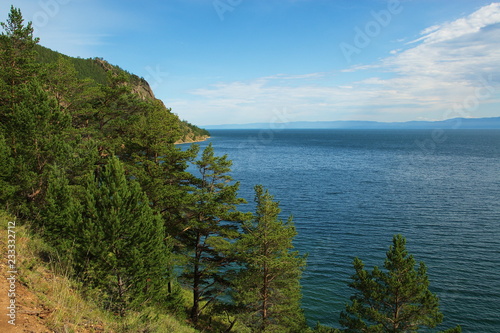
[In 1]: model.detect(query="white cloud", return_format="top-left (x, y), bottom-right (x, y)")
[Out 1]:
top-left (175, 3), bottom-right (500, 125)
top-left (409, 3), bottom-right (500, 45)
top-left (419, 24), bottom-right (441, 36)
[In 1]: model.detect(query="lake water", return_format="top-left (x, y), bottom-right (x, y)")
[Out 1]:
top-left (182, 129), bottom-right (500, 332)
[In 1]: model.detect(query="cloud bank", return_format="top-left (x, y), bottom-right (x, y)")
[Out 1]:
top-left (173, 3), bottom-right (500, 125)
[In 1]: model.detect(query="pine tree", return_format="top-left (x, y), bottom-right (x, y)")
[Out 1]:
top-left (41, 55), bottom-right (96, 116)
top-left (5, 80), bottom-right (71, 217)
top-left (179, 143), bottom-right (249, 325)
top-left (0, 132), bottom-right (15, 208)
top-left (121, 97), bottom-right (193, 218)
top-left (0, 7), bottom-right (72, 217)
top-left (39, 165), bottom-right (82, 260)
top-left (76, 157), bottom-right (170, 316)
top-left (87, 71), bottom-right (151, 157)
top-left (0, 5), bottom-right (40, 104)
top-left (234, 185), bottom-right (307, 332)
top-left (340, 234), bottom-right (461, 333)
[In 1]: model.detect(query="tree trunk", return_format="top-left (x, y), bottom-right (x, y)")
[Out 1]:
top-left (191, 232), bottom-right (201, 324)
top-left (261, 261), bottom-right (269, 332)
top-left (117, 274), bottom-right (125, 317)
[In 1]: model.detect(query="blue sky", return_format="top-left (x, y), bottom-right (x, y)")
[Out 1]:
top-left (2, 0), bottom-right (500, 126)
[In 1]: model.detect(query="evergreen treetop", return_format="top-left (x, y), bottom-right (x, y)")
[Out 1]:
top-left (77, 157), bottom-right (170, 316)
top-left (234, 185), bottom-right (307, 332)
top-left (340, 234), bottom-right (461, 333)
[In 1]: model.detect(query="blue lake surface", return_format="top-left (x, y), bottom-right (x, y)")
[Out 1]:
top-left (181, 129), bottom-right (500, 332)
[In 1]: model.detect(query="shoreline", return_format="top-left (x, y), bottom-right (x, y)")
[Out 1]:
top-left (174, 136), bottom-right (211, 145)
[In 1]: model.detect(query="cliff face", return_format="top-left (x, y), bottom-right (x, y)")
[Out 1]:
top-left (132, 78), bottom-right (156, 100)
top-left (94, 58), bottom-right (156, 101)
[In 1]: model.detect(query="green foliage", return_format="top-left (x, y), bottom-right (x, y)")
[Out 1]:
top-left (233, 185), bottom-right (307, 332)
top-left (178, 143), bottom-right (250, 325)
top-left (178, 119), bottom-right (210, 142)
top-left (41, 55), bottom-right (96, 116)
top-left (340, 235), bottom-right (460, 333)
top-left (76, 157), bottom-right (171, 316)
top-left (38, 165), bottom-right (82, 260)
top-left (0, 7), bottom-right (73, 218)
top-left (34, 43), bottom-right (208, 145)
top-left (36, 45), bottom-right (109, 85)
top-left (0, 132), bottom-right (16, 207)
top-left (126, 141), bottom-right (199, 240)
top-left (0, 5), bottom-right (40, 94)
top-left (5, 80), bottom-right (71, 217)
top-left (313, 322), bottom-right (341, 333)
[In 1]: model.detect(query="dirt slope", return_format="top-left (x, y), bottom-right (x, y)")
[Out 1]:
top-left (0, 235), bottom-right (52, 333)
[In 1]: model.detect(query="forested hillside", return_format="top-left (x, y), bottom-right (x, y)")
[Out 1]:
top-left (34, 43), bottom-right (209, 143)
top-left (0, 6), bottom-right (306, 332)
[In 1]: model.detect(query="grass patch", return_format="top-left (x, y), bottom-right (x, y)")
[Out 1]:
top-left (0, 211), bottom-right (198, 333)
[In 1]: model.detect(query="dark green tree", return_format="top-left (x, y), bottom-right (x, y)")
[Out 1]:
top-left (39, 165), bottom-right (82, 260)
top-left (121, 97), bottom-right (193, 216)
top-left (4, 80), bottom-right (71, 217)
top-left (179, 143), bottom-right (249, 325)
top-left (0, 133), bottom-right (15, 208)
top-left (41, 55), bottom-right (96, 117)
top-left (340, 234), bottom-right (461, 333)
top-left (0, 5), bottom-right (39, 106)
top-left (233, 185), bottom-right (307, 332)
top-left (76, 157), bottom-right (170, 316)
top-left (128, 140), bottom-right (199, 252)
top-left (0, 7), bottom-right (72, 217)
top-left (86, 71), bottom-right (151, 157)
top-left (119, 99), bottom-right (199, 302)
top-left (313, 322), bottom-right (341, 333)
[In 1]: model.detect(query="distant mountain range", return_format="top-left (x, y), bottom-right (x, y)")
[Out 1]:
top-left (204, 117), bottom-right (500, 130)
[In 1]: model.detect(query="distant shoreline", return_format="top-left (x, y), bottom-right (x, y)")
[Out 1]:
top-left (203, 117), bottom-right (500, 130)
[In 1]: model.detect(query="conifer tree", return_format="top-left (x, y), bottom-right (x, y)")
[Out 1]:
top-left (179, 143), bottom-right (249, 324)
top-left (87, 71), bottom-right (151, 157)
top-left (121, 98), bottom-right (193, 216)
top-left (6, 80), bottom-right (71, 216)
top-left (340, 234), bottom-right (461, 333)
top-left (234, 185), bottom-right (307, 332)
top-left (76, 157), bottom-right (170, 316)
top-left (0, 133), bottom-right (15, 208)
top-left (0, 7), bottom-right (72, 217)
top-left (41, 55), bottom-right (95, 116)
top-left (39, 165), bottom-right (82, 260)
top-left (0, 5), bottom-right (39, 102)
